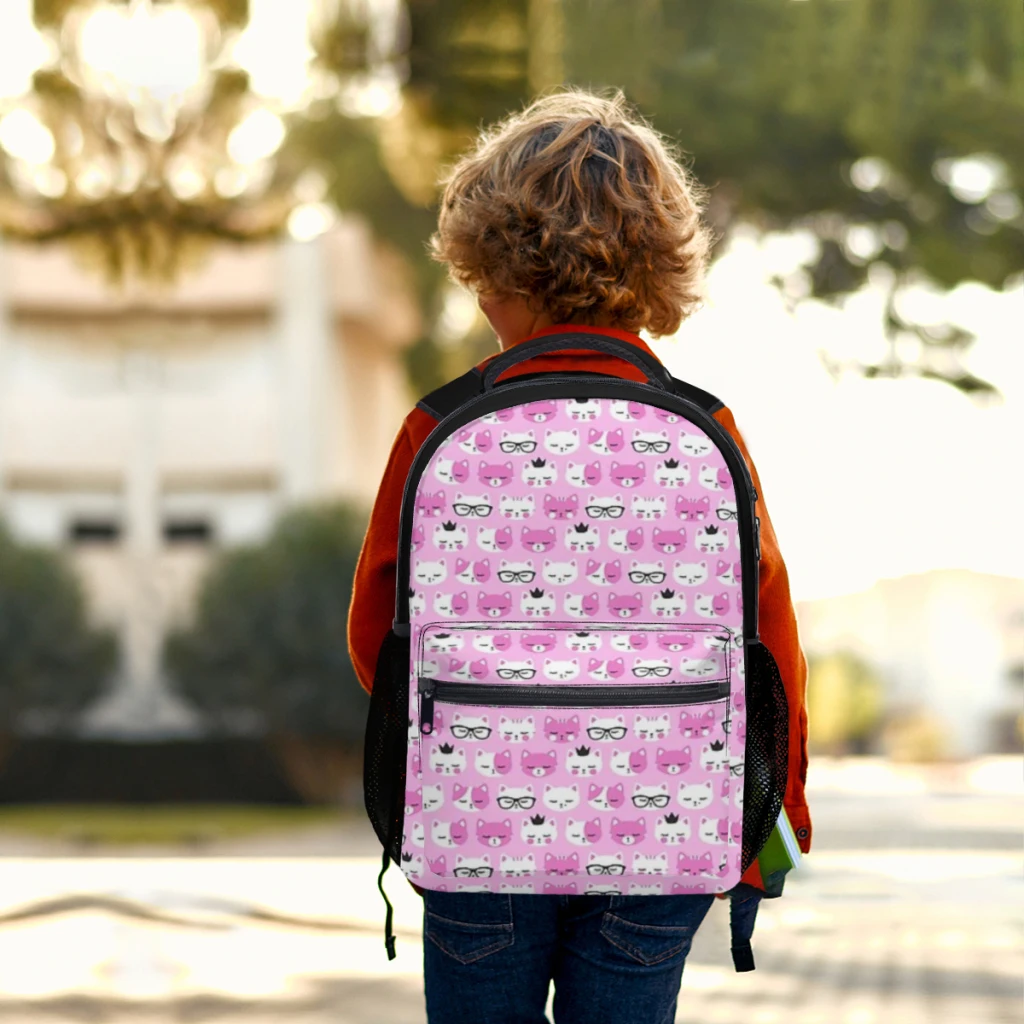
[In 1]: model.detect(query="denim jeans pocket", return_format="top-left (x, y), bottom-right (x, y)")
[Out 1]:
top-left (424, 892), bottom-right (515, 965)
top-left (599, 913), bottom-right (697, 967)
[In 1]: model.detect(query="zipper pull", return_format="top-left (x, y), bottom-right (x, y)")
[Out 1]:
top-left (420, 680), bottom-right (436, 735)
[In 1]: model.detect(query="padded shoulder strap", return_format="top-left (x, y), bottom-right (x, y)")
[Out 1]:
top-left (415, 365), bottom-right (724, 422)
top-left (670, 375), bottom-right (724, 415)
top-left (416, 367), bottom-right (483, 421)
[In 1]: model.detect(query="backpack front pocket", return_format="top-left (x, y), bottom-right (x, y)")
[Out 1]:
top-left (407, 621), bottom-right (743, 895)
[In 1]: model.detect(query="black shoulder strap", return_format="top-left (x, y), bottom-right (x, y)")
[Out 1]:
top-left (670, 376), bottom-right (724, 416)
top-left (415, 366), bottom-right (724, 422)
top-left (415, 367), bottom-right (483, 420)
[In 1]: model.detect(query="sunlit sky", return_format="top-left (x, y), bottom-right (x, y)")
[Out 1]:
top-left (651, 230), bottom-right (1023, 602)
top-left (1, 2), bottom-right (1021, 603)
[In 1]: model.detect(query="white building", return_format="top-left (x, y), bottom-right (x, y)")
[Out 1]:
top-left (0, 222), bottom-right (419, 737)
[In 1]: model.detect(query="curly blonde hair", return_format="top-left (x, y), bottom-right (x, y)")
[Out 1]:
top-left (431, 90), bottom-right (713, 337)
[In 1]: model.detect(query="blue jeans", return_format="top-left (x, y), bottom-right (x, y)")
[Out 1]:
top-left (422, 891), bottom-right (715, 1024)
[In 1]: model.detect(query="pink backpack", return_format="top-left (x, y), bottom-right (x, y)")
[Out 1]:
top-left (364, 335), bottom-right (788, 965)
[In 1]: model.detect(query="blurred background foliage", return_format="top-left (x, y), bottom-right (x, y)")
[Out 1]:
top-left (292, 0), bottom-right (1024, 396)
top-left (806, 650), bottom-right (884, 756)
top-left (0, 524), bottom-right (116, 739)
top-left (164, 504), bottom-right (368, 801)
top-left (2, 0), bottom-right (1020, 396)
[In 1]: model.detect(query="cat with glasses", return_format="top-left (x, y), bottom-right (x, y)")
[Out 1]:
top-left (499, 434), bottom-right (537, 454)
top-left (585, 498), bottom-right (626, 519)
top-left (451, 721), bottom-right (493, 740)
top-left (630, 437), bottom-right (671, 454)
top-left (497, 793), bottom-right (537, 810)
top-left (452, 498), bottom-right (494, 517)
top-left (587, 723), bottom-right (628, 741)
top-left (631, 786), bottom-right (671, 809)
top-left (631, 661), bottom-right (672, 677)
top-left (497, 566), bottom-right (537, 583)
top-left (496, 663), bottom-right (537, 680)
top-left (628, 566), bottom-right (667, 584)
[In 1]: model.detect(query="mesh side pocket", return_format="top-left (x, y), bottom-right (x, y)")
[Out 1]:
top-left (363, 628), bottom-right (410, 864)
top-left (739, 640), bottom-right (789, 872)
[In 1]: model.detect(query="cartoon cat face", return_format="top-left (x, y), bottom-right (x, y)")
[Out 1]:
top-left (673, 561), bottom-right (709, 586)
top-left (500, 494), bottom-right (535, 520)
top-left (678, 432), bottom-right (712, 457)
top-left (542, 785), bottom-right (580, 811)
top-left (632, 852), bottom-right (668, 875)
top-left (565, 818), bottom-right (603, 846)
top-left (543, 659), bottom-right (580, 681)
top-left (544, 429), bottom-right (580, 454)
top-left (414, 560), bottom-right (448, 585)
top-left (654, 813), bottom-right (692, 845)
top-left (543, 715), bottom-right (581, 743)
top-left (521, 815), bottom-right (557, 845)
top-left (499, 854), bottom-right (536, 877)
top-left (543, 560), bottom-right (579, 585)
top-left (566, 746), bottom-right (602, 776)
top-left (609, 817), bottom-right (647, 846)
top-left (498, 715), bottom-right (536, 742)
top-left (433, 524), bottom-right (469, 552)
top-left (631, 495), bottom-right (666, 520)
top-left (633, 713), bottom-right (671, 741)
top-left (522, 459), bottom-right (556, 487)
top-left (429, 744), bottom-right (467, 775)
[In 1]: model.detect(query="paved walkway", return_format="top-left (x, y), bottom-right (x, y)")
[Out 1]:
top-left (0, 758), bottom-right (1020, 1023)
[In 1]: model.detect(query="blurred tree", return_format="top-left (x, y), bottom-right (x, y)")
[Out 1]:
top-left (806, 650), bottom-right (884, 755)
top-left (301, 0), bottom-right (1023, 397)
top-left (5, 2), bottom-right (1018, 393)
top-left (164, 504), bottom-right (369, 803)
top-left (0, 525), bottom-right (116, 736)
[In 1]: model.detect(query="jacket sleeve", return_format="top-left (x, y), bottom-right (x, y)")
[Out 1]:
top-left (714, 406), bottom-right (812, 854)
top-left (347, 423), bottom-right (417, 694)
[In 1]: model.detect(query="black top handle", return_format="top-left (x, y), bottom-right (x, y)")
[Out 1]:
top-left (480, 332), bottom-right (673, 392)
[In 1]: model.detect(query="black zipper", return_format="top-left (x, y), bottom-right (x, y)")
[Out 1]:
top-left (395, 377), bottom-right (760, 640)
top-left (419, 678), bottom-right (729, 734)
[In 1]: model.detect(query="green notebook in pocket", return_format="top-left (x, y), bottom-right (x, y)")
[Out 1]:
top-left (757, 806), bottom-right (803, 879)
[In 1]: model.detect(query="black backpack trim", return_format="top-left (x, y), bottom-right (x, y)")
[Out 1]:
top-left (416, 364), bottom-right (724, 423)
top-left (415, 366), bottom-right (483, 420)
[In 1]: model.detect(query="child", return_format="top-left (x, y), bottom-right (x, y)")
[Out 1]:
top-left (349, 89), bottom-right (810, 1024)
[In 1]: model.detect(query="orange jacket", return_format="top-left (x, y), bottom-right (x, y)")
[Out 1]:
top-left (348, 325), bottom-right (812, 869)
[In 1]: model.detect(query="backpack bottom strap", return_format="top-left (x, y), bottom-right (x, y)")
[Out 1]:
top-left (728, 890), bottom-right (762, 972)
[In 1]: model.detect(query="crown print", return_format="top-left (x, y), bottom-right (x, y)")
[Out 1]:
top-left (441, 521), bottom-right (458, 531)
top-left (407, 586), bottom-right (416, 597)
top-left (529, 587), bottom-right (545, 599)
top-left (709, 739), bottom-right (725, 751)
top-left (574, 632), bottom-right (591, 637)
top-left (663, 458), bottom-right (679, 468)
top-left (573, 523), bottom-right (590, 533)
top-left (663, 813), bottom-right (679, 824)
top-left (434, 632), bottom-right (451, 639)
top-left (438, 742), bottom-right (455, 754)
top-left (659, 588), bottom-right (676, 599)
top-left (574, 746), bottom-right (592, 756)
top-left (703, 524), bottom-right (720, 535)
top-left (401, 851), bottom-right (413, 862)
top-left (529, 814), bottom-right (547, 825)
top-left (530, 458), bottom-right (547, 467)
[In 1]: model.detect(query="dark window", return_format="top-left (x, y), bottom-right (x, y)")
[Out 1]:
top-left (69, 519), bottom-right (122, 544)
top-left (163, 518), bottom-right (213, 544)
